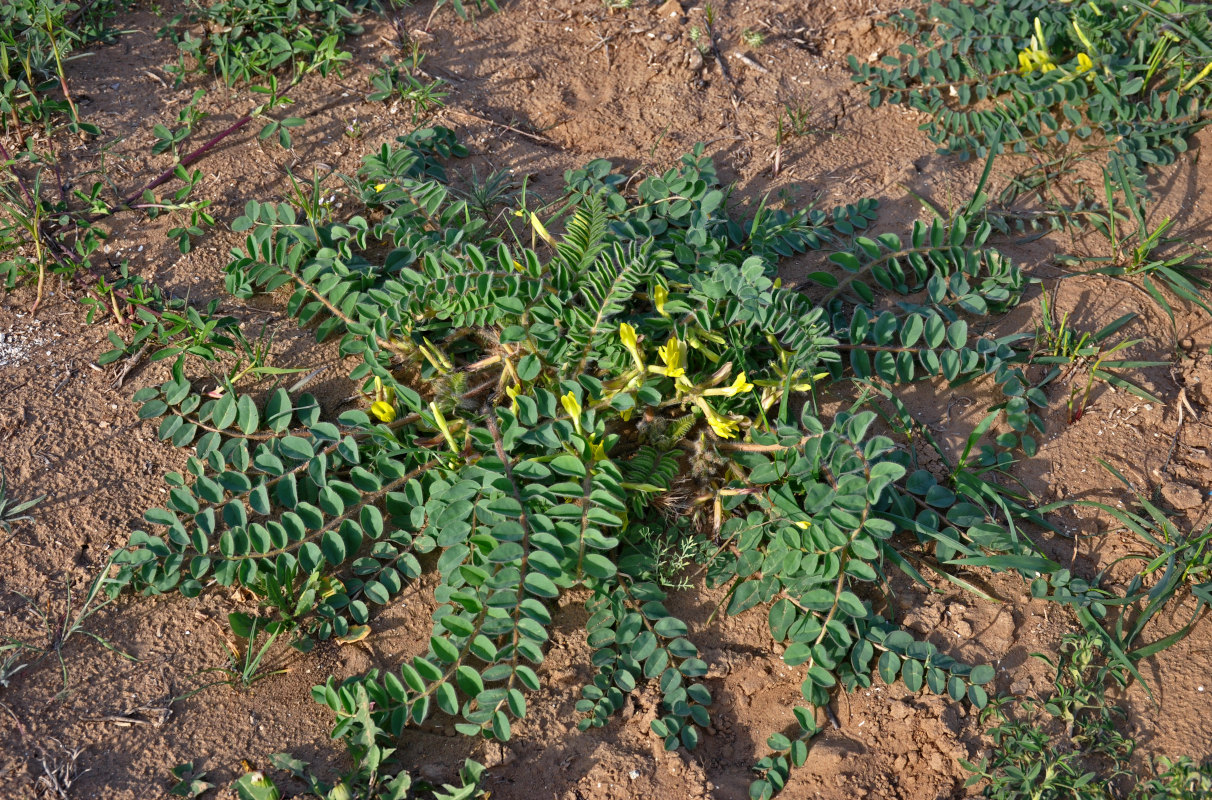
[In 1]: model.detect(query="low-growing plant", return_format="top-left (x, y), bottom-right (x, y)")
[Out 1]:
top-left (367, 53), bottom-right (449, 124)
top-left (151, 89), bottom-right (209, 159)
top-left (0, 0), bottom-right (117, 137)
top-left (0, 148), bottom-right (84, 313)
top-left (106, 127), bottom-right (1080, 798)
top-left (180, 613), bottom-right (288, 697)
top-left (168, 762), bottom-right (214, 798)
top-left (1028, 298), bottom-right (1163, 423)
top-left (964, 631), bottom-right (1212, 799)
top-left (159, 0), bottom-right (368, 86)
top-left (1066, 462), bottom-right (1212, 686)
top-left (742, 28), bottom-right (766, 49)
top-left (231, 750), bottom-right (485, 800)
top-left (0, 463), bottom-right (44, 538)
top-left (963, 633), bottom-right (1134, 799)
top-left (3, 555), bottom-right (136, 695)
top-left (851, 0), bottom-right (1212, 196)
top-left (426, 0), bottom-right (499, 27)
top-left (771, 102), bottom-right (830, 176)
top-left (1138, 757), bottom-right (1212, 798)
top-left (458, 167), bottom-right (519, 224)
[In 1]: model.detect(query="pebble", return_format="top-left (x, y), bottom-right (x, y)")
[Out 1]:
top-left (1162, 481), bottom-right (1204, 510)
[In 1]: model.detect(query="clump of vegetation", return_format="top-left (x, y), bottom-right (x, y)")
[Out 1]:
top-left (0, 463), bottom-right (44, 537)
top-left (1028, 295), bottom-right (1162, 423)
top-left (109, 124), bottom-right (1069, 798)
top-left (742, 28), bottom-right (766, 49)
top-left (367, 50), bottom-right (450, 123)
top-left (964, 633), bottom-right (1212, 799)
top-left (3, 0), bottom-right (1211, 796)
top-left (851, 0), bottom-right (1212, 195)
top-left (0, 0), bottom-right (120, 136)
top-left (158, 0), bottom-right (371, 86)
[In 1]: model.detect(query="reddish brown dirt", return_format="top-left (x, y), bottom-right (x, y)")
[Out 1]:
top-left (2, 1), bottom-right (1212, 798)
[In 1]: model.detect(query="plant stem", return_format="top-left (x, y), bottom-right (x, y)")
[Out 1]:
top-left (118, 112), bottom-right (254, 210)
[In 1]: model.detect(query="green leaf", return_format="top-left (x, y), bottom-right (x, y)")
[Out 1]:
top-left (878, 651), bottom-right (900, 684)
top-left (321, 530), bottom-right (346, 565)
top-left (968, 664), bottom-right (995, 685)
top-left (549, 455), bottom-right (586, 478)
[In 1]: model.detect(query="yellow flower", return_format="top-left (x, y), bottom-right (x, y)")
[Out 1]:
top-left (589, 438), bottom-right (607, 462)
top-left (653, 284), bottom-right (669, 316)
top-left (373, 376), bottom-right (396, 405)
top-left (371, 401), bottom-right (397, 423)
top-left (529, 211), bottom-right (555, 246)
top-left (704, 411), bottom-right (740, 439)
top-left (561, 391), bottom-right (583, 435)
top-left (1075, 52), bottom-right (1093, 74)
top-left (505, 382), bottom-right (522, 413)
top-left (706, 371), bottom-right (754, 398)
top-left (650, 336), bottom-right (687, 379)
top-left (695, 398), bottom-right (740, 439)
top-left (370, 376), bottom-right (397, 421)
top-left (1017, 17), bottom-right (1056, 75)
top-left (619, 322), bottom-right (644, 369)
top-left (374, 183), bottom-right (387, 192)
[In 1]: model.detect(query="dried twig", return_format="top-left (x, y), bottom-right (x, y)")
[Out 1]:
top-left (36, 739), bottom-right (88, 800)
top-left (443, 108), bottom-right (561, 146)
top-left (1160, 387), bottom-right (1199, 475)
top-left (111, 342), bottom-right (151, 389)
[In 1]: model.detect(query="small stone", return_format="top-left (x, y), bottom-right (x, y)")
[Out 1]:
top-left (1162, 481), bottom-right (1203, 510)
top-left (656, 0), bottom-right (682, 19)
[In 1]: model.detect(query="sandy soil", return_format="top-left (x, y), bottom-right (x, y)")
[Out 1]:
top-left (1, 0), bottom-right (1211, 798)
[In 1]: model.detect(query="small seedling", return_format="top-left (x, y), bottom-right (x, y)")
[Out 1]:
top-left (169, 762), bottom-right (214, 798)
top-left (687, 26), bottom-right (706, 54)
top-left (180, 614), bottom-right (288, 698)
top-left (459, 166), bottom-right (519, 223)
top-left (0, 463), bottom-right (44, 537)
top-left (1028, 296), bottom-right (1162, 422)
top-left (3, 555), bottom-right (136, 695)
top-left (151, 89), bottom-right (208, 159)
top-left (367, 52), bottom-right (449, 124)
top-left (742, 28), bottom-right (765, 48)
